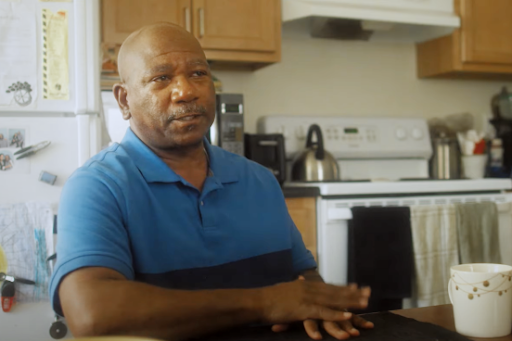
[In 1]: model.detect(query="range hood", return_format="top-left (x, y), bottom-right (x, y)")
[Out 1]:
top-left (282, 0), bottom-right (461, 43)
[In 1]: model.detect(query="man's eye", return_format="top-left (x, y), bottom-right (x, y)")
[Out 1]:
top-left (193, 71), bottom-right (207, 77)
top-left (154, 75), bottom-right (169, 82)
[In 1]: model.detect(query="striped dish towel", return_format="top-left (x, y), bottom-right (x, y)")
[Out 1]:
top-left (410, 204), bottom-right (459, 307)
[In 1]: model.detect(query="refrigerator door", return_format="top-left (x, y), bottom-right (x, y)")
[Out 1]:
top-left (0, 0), bottom-right (100, 115)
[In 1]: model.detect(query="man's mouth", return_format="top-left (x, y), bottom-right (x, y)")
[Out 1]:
top-left (172, 113), bottom-right (203, 121)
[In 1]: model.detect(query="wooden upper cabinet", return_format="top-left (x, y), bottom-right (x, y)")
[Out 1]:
top-left (416, 0), bottom-right (512, 79)
top-left (102, 0), bottom-right (189, 45)
top-left (101, 0), bottom-right (281, 69)
top-left (460, 0), bottom-right (512, 65)
top-left (192, 0), bottom-right (277, 52)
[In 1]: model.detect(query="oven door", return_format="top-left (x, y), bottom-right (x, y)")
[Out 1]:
top-left (316, 193), bottom-right (512, 286)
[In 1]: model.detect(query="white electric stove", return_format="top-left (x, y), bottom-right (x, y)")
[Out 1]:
top-left (258, 116), bottom-right (512, 289)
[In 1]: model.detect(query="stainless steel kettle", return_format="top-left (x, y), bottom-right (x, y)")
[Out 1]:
top-left (291, 124), bottom-right (340, 182)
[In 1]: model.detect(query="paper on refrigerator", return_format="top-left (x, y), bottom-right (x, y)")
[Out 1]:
top-left (0, 202), bottom-right (54, 302)
top-left (0, 2), bottom-right (37, 107)
top-left (42, 8), bottom-right (69, 100)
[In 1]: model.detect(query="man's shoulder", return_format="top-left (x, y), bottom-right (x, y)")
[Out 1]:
top-left (210, 145), bottom-right (273, 176)
top-left (210, 145), bottom-right (279, 189)
top-left (69, 142), bottom-right (137, 185)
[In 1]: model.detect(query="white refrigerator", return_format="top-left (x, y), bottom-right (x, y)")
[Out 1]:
top-left (0, 0), bottom-right (103, 339)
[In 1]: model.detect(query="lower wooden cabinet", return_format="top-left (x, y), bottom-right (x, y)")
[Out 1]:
top-left (285, 197), bottom-right (317, 261)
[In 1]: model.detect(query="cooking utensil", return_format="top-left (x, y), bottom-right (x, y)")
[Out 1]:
top-left (291, 124), bottom-right (339, 182)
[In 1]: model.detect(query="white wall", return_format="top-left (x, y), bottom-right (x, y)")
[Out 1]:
top-left (213, 36), bottom-right (512, 134)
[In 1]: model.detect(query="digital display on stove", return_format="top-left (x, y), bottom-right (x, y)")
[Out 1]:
top-left (344, 128), bottom-right (359, 134)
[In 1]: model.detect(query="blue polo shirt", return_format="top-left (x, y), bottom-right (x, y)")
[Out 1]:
top-left (50, 128), bottom-right (316, 316)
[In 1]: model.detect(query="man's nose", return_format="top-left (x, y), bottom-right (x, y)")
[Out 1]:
top-left (171, 76), bottom-right (197, 103)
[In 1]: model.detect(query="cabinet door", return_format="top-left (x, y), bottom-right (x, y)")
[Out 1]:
top-left (460, 0), bottom-right (512, 65)
top-left (192, 0), bottom-right (277, 52)
top-left (285, 198), bottom-right (317, 261)
top-left (102, 0), bottom-right (191, 44)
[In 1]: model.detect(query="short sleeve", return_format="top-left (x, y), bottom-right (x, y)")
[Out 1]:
top-left (49, 168), bottom-right (134, 316)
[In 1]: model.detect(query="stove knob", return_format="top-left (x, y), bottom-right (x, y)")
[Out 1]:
top-left (275, 126), bottom-right (289, 139)
top-left (411, 128), bottom-right (424, 140)
top-left (395, 127), bottom-right (407, 140)
top-left (296, 126), bottom-right (306, 140)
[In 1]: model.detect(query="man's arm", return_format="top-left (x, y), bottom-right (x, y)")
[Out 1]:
top-left (301, 268), bottom-right (324, 282)
top-left (60, 267), bottom-right (370, 340)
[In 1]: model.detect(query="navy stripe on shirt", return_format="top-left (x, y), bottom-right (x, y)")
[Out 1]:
top-left (134, 250), bottom-right (299, 289)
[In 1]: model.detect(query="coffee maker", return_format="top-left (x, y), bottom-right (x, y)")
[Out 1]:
top-left (207, 93), bottom-right (244, 156)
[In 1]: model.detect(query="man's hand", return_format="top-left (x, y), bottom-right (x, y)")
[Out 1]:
top-left (272, 314), bottom-right (374, 340)
top-left (259, 277), bottom-right (371, 326)
top-left (269, 274), bottom-right (374, 340)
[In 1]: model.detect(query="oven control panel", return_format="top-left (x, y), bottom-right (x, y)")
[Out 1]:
top-left (257, 116), bottom-right (432, 160)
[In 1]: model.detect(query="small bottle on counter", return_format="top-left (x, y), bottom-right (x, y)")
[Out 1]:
top-left (488, 138), bottom-right (506, 177)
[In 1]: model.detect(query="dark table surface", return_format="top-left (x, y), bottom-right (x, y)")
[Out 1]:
top-left (392, 304), bottom-right (512, 341)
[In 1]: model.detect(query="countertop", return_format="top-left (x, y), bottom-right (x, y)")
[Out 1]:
top-left (282, 186), bottom-right (320, 198)
top-left (393, 304), bottom-right (512, 341)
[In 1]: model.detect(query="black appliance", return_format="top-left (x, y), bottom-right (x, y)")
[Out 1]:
top-left (244, 134), bottom-right (286, 185)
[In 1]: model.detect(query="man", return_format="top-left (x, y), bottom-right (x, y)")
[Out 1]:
top-left (50, 23), bottom-right (373, 340)
top-left (0, 134), bottom-right (8, 148)
top-left (2, 154), bottom-right (12, 171)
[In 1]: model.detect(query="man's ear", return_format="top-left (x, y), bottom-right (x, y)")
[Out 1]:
top-left (113, 83), bottom-right (132, 120)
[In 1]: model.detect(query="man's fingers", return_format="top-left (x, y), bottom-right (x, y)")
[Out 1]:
top-left (322, 321), bottom-right (350, 340)
top-left (351, 315), bottom-right (374, 329)
top-left (304, 319), bottom-right (322, 340)
top-left (307, 284), bottom-right (369, 311)
top-left (311, 306), bottom-right (353, 322)
top-left (271, 324), bottom-right (290, 332)
top-left (339, 320), bottom-right (360, 337)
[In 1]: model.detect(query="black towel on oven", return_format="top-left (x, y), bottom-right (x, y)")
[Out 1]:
top-left (348, 206), bottom-right (414, 313)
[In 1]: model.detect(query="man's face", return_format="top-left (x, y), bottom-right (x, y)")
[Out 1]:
top-left (0, 155), bottom-right (4, 161)
top-left (0, 134), bottom-right (3, 140)
top-left (5, 155), bottom-right (9, 161)
top-left (118, 28), bottom-right (216, 150)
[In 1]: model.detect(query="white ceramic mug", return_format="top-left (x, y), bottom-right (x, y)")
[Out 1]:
top-left (448, 263), bottom-right (512, 338)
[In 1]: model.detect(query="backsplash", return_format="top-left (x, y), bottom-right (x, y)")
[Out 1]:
top-left (214, 36), bottom-right (512, 134)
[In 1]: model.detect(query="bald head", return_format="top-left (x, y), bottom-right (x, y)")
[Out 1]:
top-left (117, 22), bottom-right (206, 83)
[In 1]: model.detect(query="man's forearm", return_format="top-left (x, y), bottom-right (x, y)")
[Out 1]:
top-left (301, 268), bottom-right (324, 282)
top-left (61, 271), bottom-right (263, 340)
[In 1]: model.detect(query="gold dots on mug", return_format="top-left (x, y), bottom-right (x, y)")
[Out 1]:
top-left (483, 281), bottom-right (490, 287)
top-left (499, 291), bottom-right (503, 296)
top-left (478, 295), bottom-right (480, 297)
top-left (473, 287), bottom-right (478, 292)
top-left (456, 286), bottom-right (459, 290)
top-left (468, 294), bottom-right (474, 300)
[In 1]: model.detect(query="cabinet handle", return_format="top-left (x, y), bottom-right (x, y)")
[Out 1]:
top-left (198, 7), bottom-right (205, 38)
top-left (184, 7), bottom-right (191, 32)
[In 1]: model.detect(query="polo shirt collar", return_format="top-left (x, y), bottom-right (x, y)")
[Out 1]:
top-left (203, 138), bottom-right (239, 184)
top-left (121, 128), bottom-right (181, 183)
top-left (121, 128), bottom-right (239, 184)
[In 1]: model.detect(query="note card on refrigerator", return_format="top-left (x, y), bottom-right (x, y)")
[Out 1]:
top-left (0, 3), bottom-right (37, 107)
top-left (41, 8), bottom-right (69, 100)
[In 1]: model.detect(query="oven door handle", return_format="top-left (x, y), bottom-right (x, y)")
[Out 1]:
top-left (327, 208), bottom-right (353, 221)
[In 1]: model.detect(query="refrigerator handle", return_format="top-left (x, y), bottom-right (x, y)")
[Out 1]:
top-left (77, 115), bottom-right (90, 166)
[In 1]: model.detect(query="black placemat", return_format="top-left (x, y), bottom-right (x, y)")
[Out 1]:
top-left (198, 312), bottom-right (471, 341)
